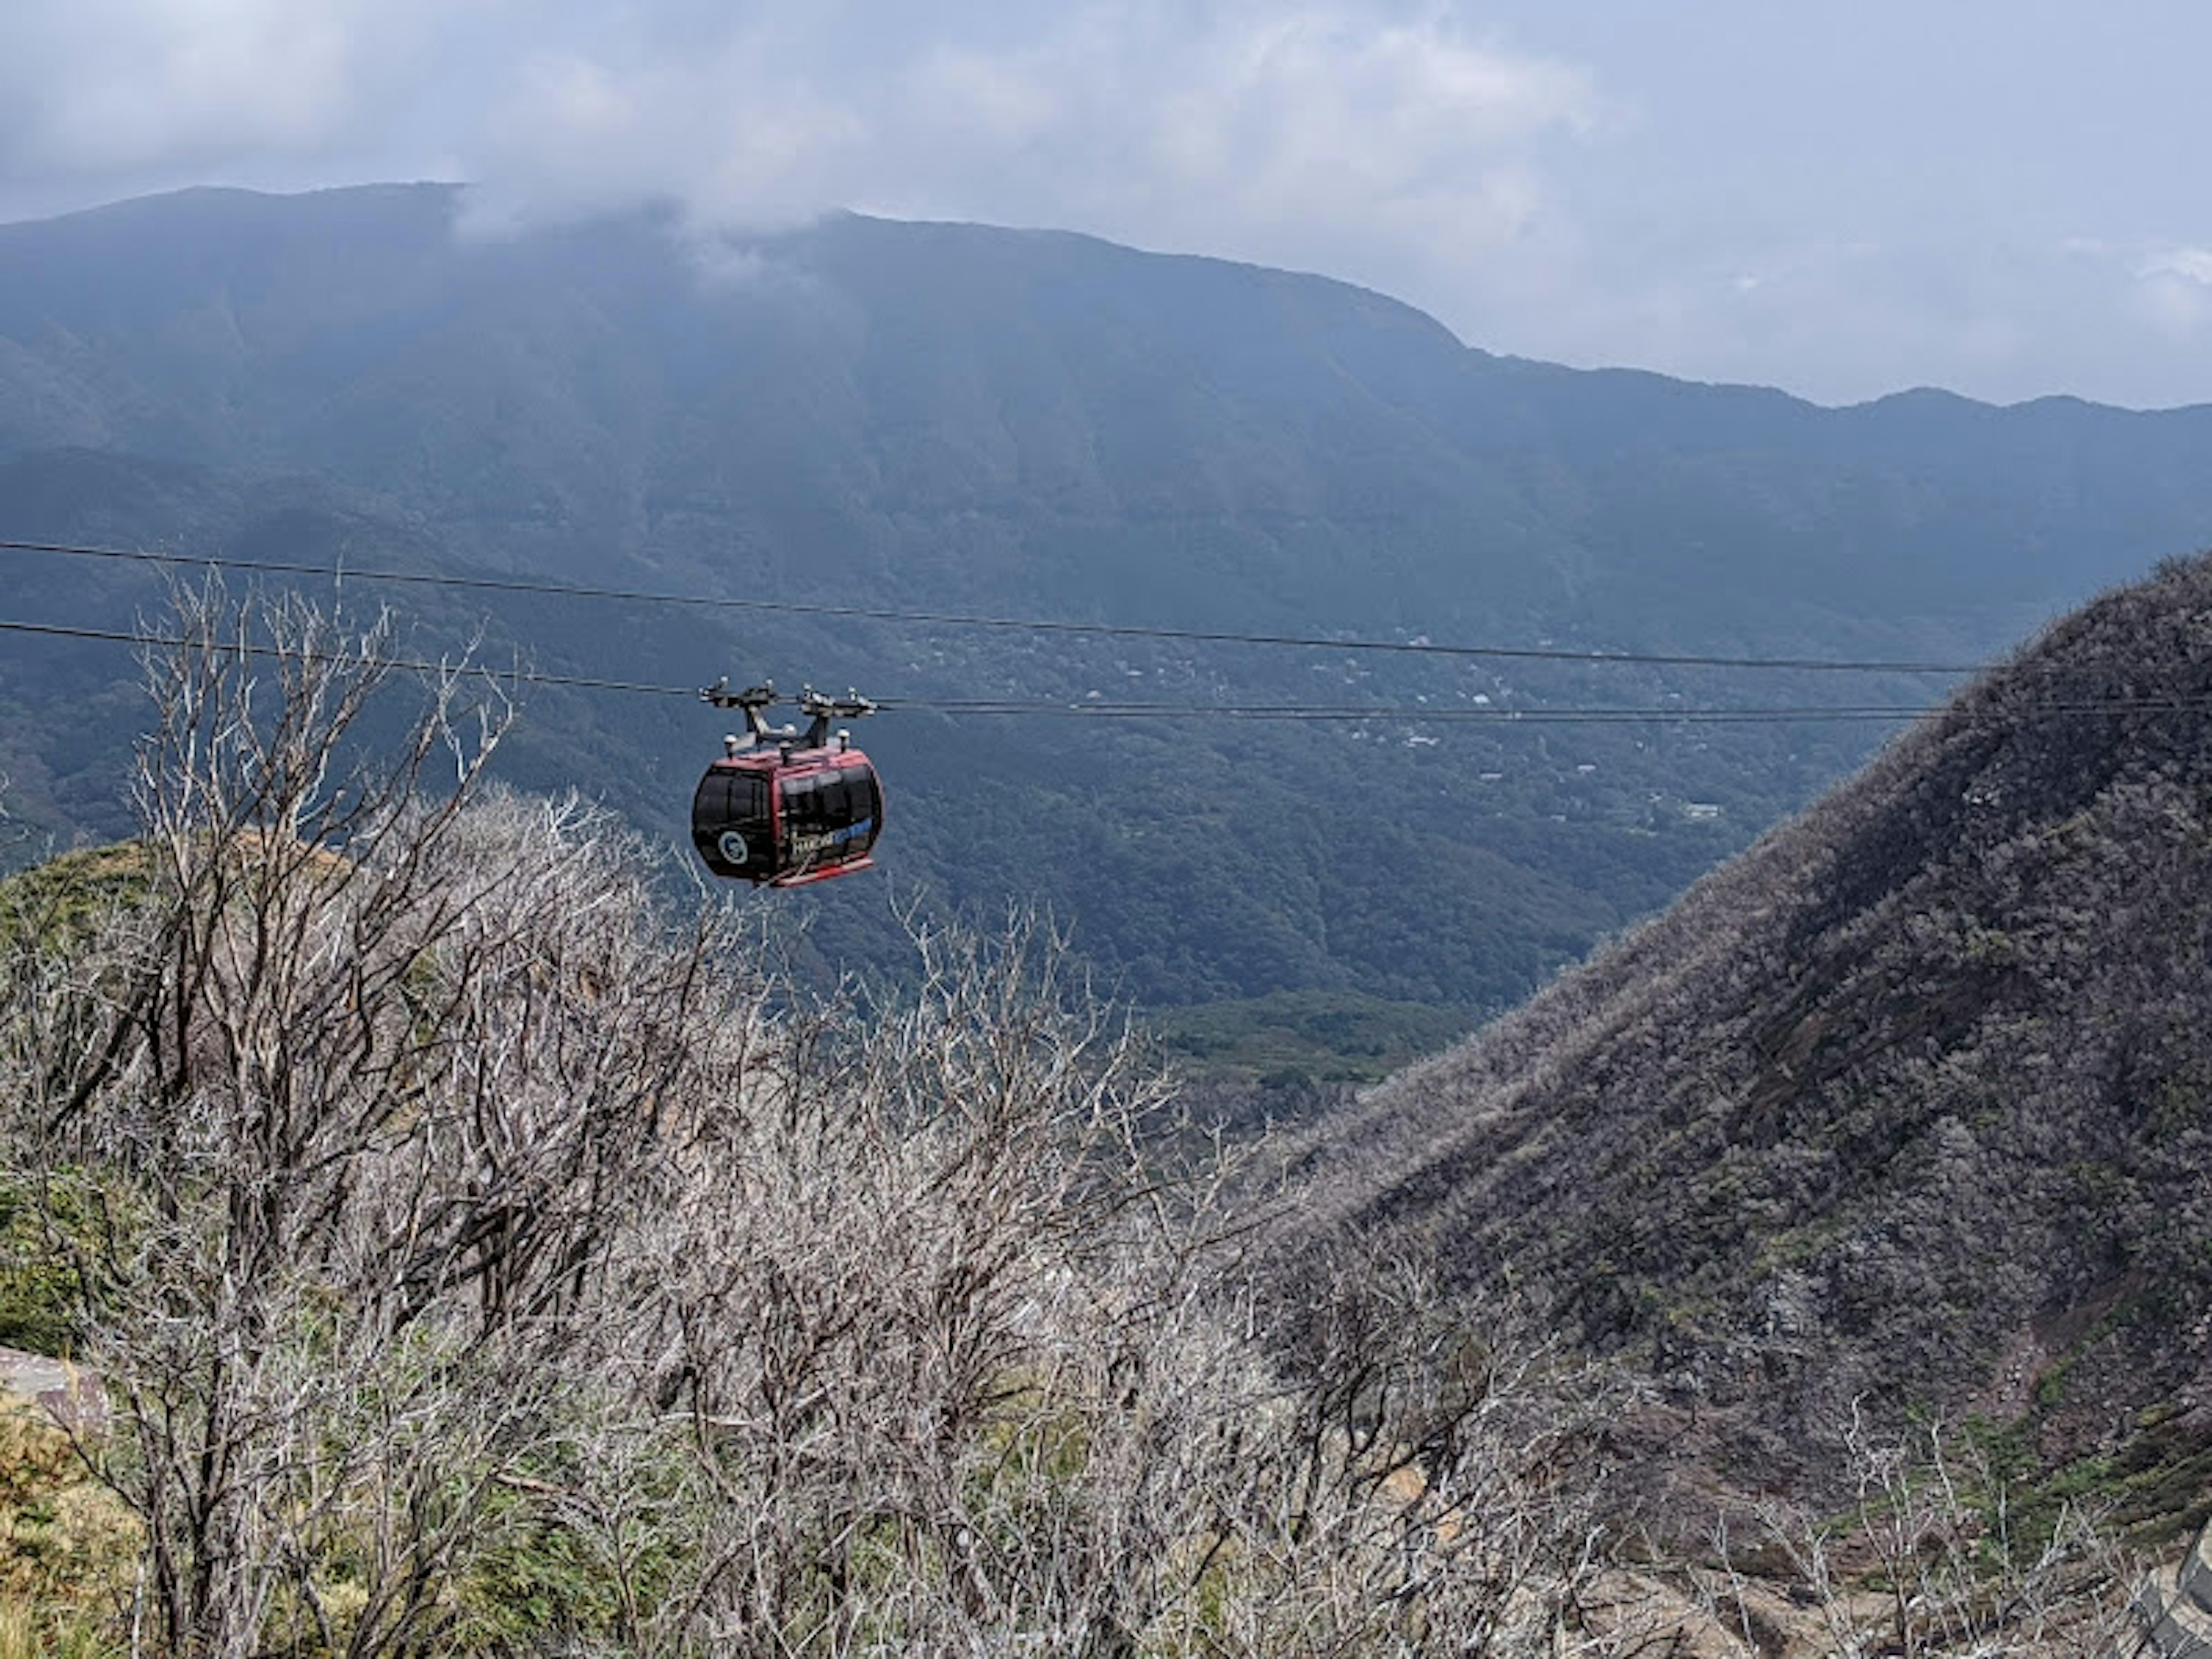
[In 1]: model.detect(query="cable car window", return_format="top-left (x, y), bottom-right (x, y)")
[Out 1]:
top-left (692, 765), bottom-right (775, 879)
top-left (790, 770), bottom-right (846, 838)
top-left (796, 778), bottom-right (831, 831)
top-left (724, 772), bottom-right (768, 823)
top-left (699, 771), bottom-right (760, 828)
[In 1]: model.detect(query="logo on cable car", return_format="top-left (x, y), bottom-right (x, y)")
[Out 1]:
top-left (789, 817), bottom-right (874, 861)
top-left (717, 830), bottom-right (750, 866)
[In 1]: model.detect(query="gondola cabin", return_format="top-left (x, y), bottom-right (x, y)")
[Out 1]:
top-left (691, 684), bottom-right (884, 887)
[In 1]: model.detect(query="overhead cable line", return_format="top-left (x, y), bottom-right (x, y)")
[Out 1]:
top-left (0, 614), bottom-right (2192, 728)
top-left (921, 696), bottom-right (2212, 724)
top-left (0, 617), bottom-right (691, 699)
top-left (0, 536), bottom-right (1989, 676)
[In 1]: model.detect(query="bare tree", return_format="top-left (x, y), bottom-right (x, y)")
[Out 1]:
top-left (0, 585), bottom-right (771, 1657)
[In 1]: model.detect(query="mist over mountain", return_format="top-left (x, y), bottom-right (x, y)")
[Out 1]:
top-left (3, 184), bottom-right (2212, 1030)
top-left (1280, 554), bottom-right (2212, 1518)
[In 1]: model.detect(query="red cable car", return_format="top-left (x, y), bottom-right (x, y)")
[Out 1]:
top-left (691, 682), bottom-right (884, 887)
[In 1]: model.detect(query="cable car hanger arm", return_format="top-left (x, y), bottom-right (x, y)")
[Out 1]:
top-left (701, 678), bottom-right (877, 751)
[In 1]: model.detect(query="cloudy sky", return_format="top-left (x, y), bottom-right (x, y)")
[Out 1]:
top-left (1, 0), bottom-right (2205, 409)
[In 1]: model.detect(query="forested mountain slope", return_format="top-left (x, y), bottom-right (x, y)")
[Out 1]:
top-left (1283, 555), bottom-right (2212, 1510)
top-left (4, 184), bottom-right (2212, 1024)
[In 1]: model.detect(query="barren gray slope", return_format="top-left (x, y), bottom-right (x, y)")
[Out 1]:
top-left (1285, 553), bottom-right (2212, 1501)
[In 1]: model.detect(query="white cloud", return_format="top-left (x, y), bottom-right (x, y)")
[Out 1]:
top-left (2131, 247), bottom-right (2212, 339)
top-left (449, 3), bottom-right (1597, 305)
top-left (0, 0), bottom-right (406, 182)
top-left (1130, 12), bottom-right (1589, 243)
top-left (2145, 247), bottom-right (2212, 285)
top-left (0, 1), bottom-right (1600, 365)
top-left (907, 46), bottom-right (1060, 151)
top-left (463, 30), bottom-right (871, 233)
top-left (1528, 234), bottom-right (2212, 409)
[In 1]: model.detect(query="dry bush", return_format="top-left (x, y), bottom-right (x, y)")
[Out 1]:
top-left (0, 585), bottom-right (762, 1656)
top-left (1702, 1408), bottom-right (2145, 1659)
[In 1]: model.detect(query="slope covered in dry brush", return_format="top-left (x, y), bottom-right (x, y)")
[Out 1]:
top-left (1284, 551), bottom-right (2212, 1528)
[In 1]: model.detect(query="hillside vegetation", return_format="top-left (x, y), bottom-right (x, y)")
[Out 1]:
top-left (0, 590), bottom-right (1671, 1656)
top-left (0, 594), bottom-right (2166, 1654)
top-left (1285, 552), bottom-right (2212, 1528)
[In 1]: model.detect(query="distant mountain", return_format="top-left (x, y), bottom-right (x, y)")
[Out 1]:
top-left (1280, 554), bottom-right (2212, 1521)
top-left (3, 185), bottom-right (2212, 1027)
top-left (5, 184), bottom-right (2207, 624)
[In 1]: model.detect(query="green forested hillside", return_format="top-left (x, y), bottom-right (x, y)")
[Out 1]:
top-left (1, 185), bottom-right (2211, 1031)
